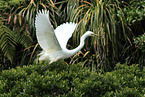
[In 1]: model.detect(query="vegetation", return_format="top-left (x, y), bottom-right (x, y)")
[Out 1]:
top-left (0, 0), bottom-right (145, 96)
top-left (0, 62), bottom-right (145, 96)
top-left (133, 33), bottom-right (145, 67)
top-left (0, 0), bottom-right (145, 70)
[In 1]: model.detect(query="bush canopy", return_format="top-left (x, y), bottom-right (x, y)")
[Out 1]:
top-left (0, 62), bottom-right (145, 96)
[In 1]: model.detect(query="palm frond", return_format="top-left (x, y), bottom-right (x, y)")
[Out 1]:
top-left (0, 17), bottom-right (17, 63)
top-left (67, 0), bottom-right (133, 70)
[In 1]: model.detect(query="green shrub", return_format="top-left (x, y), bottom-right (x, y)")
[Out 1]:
top-left (0, 62), bottom-right (145, 96)
top-left (134, 33), bottom-right (145, 53)
top-left (133, 33), bottom-right (145, 67)
top-left (118, 0), bottom-right (145, 25)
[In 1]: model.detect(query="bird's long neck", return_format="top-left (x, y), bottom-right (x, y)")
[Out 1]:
top-left (69, 34), bottom-right (86, 55)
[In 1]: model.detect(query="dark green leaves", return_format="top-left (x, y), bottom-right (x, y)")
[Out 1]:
top-left (134, 33), bottom-right (145, 53)
top-left (0, 18), bottom-right (16, 63)
top-left (0, 62), bottom-right (145, 96)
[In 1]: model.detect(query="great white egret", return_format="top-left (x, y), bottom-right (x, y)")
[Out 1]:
top-left (35, 10), bottom-right (97, 71)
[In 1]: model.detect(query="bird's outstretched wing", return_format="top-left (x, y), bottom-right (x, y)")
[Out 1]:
top-left (35, 10), bottom-right (62, 53)
top-left (54, 22), bottom-right (77, 50)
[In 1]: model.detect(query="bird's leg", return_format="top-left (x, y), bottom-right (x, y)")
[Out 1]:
top-left (41, 61), bottom-right (53, 73)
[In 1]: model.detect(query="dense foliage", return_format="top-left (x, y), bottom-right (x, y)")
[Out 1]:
top-left (0, 0), bottom-right (145, 96)
top-left (134, 33), bottom-right (145, 53)
top-left (0, 62), bottom-right (145, 96)
top-left (0, 0), bottom-right (145, 70)
top-left (133, 33), bottom-right (145, 66)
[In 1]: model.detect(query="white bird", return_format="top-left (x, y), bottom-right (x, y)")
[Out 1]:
top-left (35, 10), bottom-right (97, 71)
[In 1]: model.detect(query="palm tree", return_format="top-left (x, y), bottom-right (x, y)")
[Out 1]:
top-left (66, 0), bottom-right (133, 70)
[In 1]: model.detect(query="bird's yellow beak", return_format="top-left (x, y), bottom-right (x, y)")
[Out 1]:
top-left (93, 33), bottom-right (99, 36)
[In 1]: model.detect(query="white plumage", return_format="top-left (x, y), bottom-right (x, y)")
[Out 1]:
top-left (55, 22), bottom-right (77, 50)
top-left (35, 10), bottom-right (96, 71)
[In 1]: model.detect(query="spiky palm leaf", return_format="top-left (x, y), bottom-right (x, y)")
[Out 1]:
top-left (8, 0), bottom-right (67, 38)
top-left (67, 0), bottom-right (133, 70)
top-left (1, 0), bottom-right (67, 69)
top-left (0, 16), bottom-right (16, 63)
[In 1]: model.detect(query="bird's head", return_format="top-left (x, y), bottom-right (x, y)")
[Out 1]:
top-left (85, 31), bottom-right (99, 37)
top-left (81, 31), bottom-right (99, 42)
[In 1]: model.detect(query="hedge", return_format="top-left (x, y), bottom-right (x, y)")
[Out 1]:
top-left (0, 61), bottom-right (145, 96)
